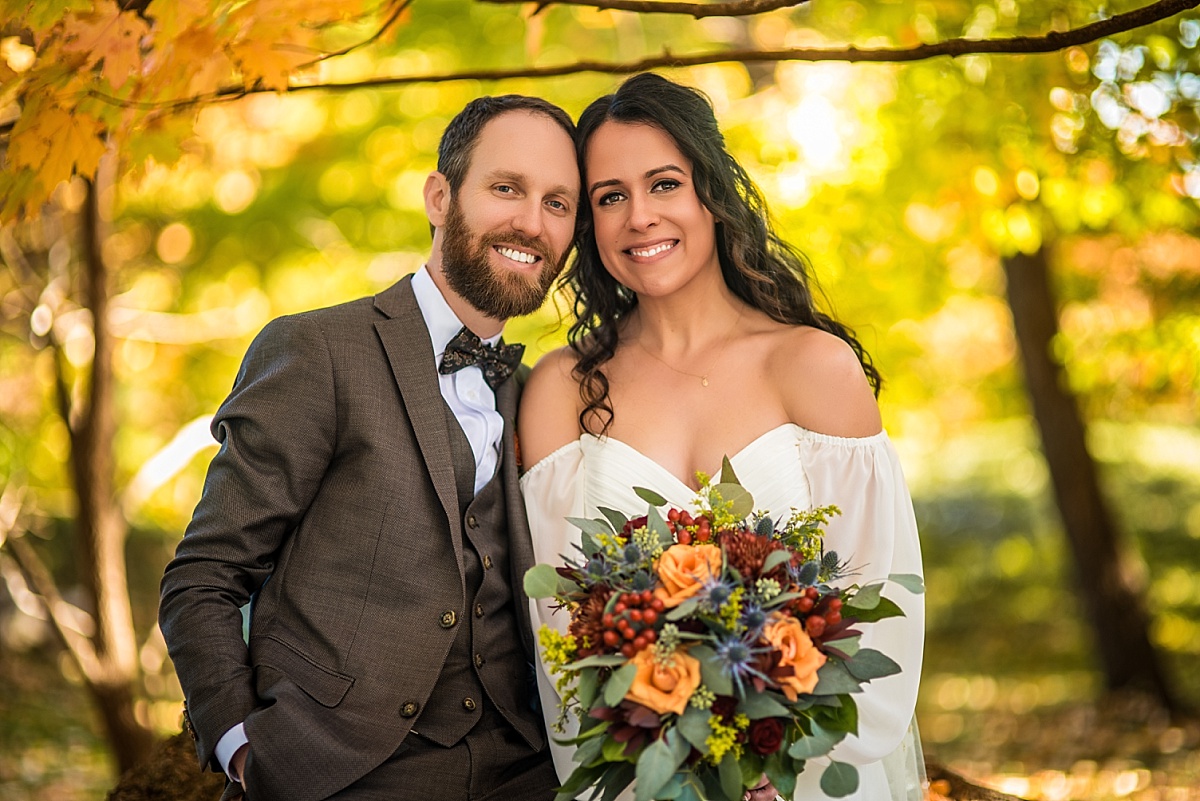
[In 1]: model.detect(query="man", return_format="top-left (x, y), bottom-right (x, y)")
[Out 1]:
top-left (159, 95), bottom-right (580, 801)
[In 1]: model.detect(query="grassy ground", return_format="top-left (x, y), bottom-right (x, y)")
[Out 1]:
top-left (1, 420), bottom-right (1198, 800)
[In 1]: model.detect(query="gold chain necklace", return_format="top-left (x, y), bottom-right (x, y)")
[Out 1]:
top-left (634, 308), bottom-right (742, 388)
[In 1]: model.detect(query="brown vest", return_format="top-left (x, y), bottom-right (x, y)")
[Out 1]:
top-left (411, 405), bottom-right (544, 750)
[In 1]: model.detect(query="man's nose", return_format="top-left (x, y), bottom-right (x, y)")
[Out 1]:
top-left (510, 199), bottom-right (545, 237)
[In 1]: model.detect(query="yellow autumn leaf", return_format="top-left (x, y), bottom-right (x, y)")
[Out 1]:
top-left (7, 101), bottom-right (107, 193)
top-left (144, 0), bottom-right (211, 40)
top-left (61, 0), bottom-right (151, 90)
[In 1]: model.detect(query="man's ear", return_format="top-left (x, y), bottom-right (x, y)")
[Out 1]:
top-left (424, 171), bottom-right (451, 228)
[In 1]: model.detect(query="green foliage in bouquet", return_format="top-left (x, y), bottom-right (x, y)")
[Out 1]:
top-left (525, 460), bottom-right (924, 801)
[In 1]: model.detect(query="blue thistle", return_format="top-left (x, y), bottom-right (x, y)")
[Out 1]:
top-left (699, 575), bottom-right (738, 611)
top-left (739, 601), bottom-right (768, 636)
top-left (713, 633), bottom-right (770, 696)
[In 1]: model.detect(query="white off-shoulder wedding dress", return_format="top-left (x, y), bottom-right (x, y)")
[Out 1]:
top-left (521, 424), bottom-right (926, 801)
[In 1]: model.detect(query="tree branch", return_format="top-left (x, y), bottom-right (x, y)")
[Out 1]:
top-left (75, 0), bottom-right (1198, 114)
top-left (0, 486), bottom-right (103, 680)
top-left (298, 0), bottom-right (416, 68)
top-left (480, 0), bottom-right (810, 19)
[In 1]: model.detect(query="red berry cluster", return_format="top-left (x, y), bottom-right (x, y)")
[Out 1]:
top-left (793, 587), bottom-right (843, 638)
top-left (601, 590), bottom-right (666, 658)
top-left (665, 508), bottom-right (713, 545)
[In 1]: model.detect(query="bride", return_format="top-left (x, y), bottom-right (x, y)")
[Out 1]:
top-left (518, 73), bottom-right (925, 801)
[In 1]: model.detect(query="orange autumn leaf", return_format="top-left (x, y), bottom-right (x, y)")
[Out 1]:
top-left (61, 0), bottom-right (150, 90)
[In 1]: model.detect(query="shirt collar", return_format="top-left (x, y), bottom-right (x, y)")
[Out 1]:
top-left (411, 266), bottom-right (500, 359)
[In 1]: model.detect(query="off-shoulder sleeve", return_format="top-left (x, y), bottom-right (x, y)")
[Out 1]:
top-left (520, 440), bottom-right (587, 783)
top-left (800, 430), bottom-right (925, 767)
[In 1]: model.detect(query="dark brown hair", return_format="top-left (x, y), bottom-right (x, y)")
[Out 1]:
top-left (565, 73), bottom-right (881, 434)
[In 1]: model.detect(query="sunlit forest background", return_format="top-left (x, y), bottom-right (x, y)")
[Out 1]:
top-left (1, 1), bottom-right (1199, 799)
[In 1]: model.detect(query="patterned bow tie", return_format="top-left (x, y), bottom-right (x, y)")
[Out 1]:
top-left (439, 326), bottom-right (525, 390)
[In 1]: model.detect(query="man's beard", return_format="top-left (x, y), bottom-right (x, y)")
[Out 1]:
top-left (439, 200), bottom-right (566, 319)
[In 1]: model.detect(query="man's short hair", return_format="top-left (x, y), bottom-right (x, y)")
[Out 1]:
top-left (437, 96), bottom-right (576, 191)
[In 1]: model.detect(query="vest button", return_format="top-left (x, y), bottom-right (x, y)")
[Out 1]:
top-left (474, 603), bottom-right (484, 618)
top-left (440, 610), bottom-right (457, 628)
top-left (482, 554), bottom-right (493, 570)
top-left (474, 653), bottom-right (484, 669)
top-left (466, 514), bottom-right (478, 529)
top-left (400, 701), bottom-right (419, 718)
top-left (463, 697), bottom-right (477, 711)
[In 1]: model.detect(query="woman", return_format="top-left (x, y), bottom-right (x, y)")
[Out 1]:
top-left (518, 73), bottom-right (925, 801)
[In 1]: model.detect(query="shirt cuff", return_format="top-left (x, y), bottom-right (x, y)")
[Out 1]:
top-left (215, 723), bottom-right (249, 782)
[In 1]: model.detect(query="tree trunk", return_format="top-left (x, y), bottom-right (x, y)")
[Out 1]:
top-left (1002, 247), bottom-right (1176, 709)
top-left (66, 173), bottom-right (156, 772)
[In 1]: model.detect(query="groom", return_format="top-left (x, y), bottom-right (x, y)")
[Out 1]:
top-left (159, 95), bottom-right (580, 800)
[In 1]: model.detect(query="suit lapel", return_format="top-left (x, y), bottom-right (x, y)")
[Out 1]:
top-left (496, 375), bottom-right (537, 657)
top-left (373, 278), bottom-right (465, 585)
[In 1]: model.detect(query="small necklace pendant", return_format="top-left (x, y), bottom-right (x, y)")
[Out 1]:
top-left (701, 376), bottom-right (709, 387)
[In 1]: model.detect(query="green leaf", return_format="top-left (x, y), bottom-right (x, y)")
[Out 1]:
top-left (761, 549), bottom-right (792, 573)
top-left (666, 598), bottom-right (700, 621)
top-left (678, 705), bottom-right (712, 753)
top-left (764, 751), bottom-right (797, 798)
top-left (635, 486), bottom-right (669, 507)
top-left (524, 564), bottom-right (565, 599)
top-left (574, 732), bottom-right (606, 766)
top-left (602, 735), bottom-right (634, 764)
top-left (846, 596), bottom-right (905, 623)
top-left (844, 648), bottom-right (902, 681)
top-left (739, 691), bottom-right (791, 719)
top-left (566, 653), bottom-right (629, 670)
top-left (648, 505), bottom-right (673, 546)
top-left (604, 662), bottom-right (639, 707)
top-left (845, 583), bottom-right (882, 611)
top-left (826, 635), bottom-right (861, 657)
top-left (718, 456), bottom-right (741, 485)
top-left (635, 738), bottom-right (676, 801)
top-left (787, 720), bottom-right (843, 760)
top-left (691, 645), bottom-right (733, 696)
top-left (665, 727), bottom-right (692, 766)
top-left (819, 761), bottom-right (860, 797)
top-left (888, 573), bottom-right (925, 594)
top-left (711, 482), bottom-right (754, 519)
top-left (578, 667), bottom-right (599, 709)
top-left (719, 751), bottom-right (743, 801)
top-left (568, 516), bottom-right (616, 538)
top-left (812, 661), bottom-right (863, 695)
top-left (598, 506), bottom-right (629, 533)
top-left (600, 762), bottom-right (636, 800)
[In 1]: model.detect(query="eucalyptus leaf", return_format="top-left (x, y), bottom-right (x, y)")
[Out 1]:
top-left (666, 597), bottom-right (700, 621)
top-left (574, 732), bottom-right (605, 767)
top-left (648, 505), bottom-right (672, 545)
top-left (719, 455), bottom-right (741, 485)
top-left (761, 549), bottom-right (792, 573)
top-left (844, 648), bottom-right (902, 681)
top-left (657, 774), bottom-right (685, 799)
top-left (600, 762), bottom-right (636, 801)
top-left (634, 486), bottom-right (669, 507)
top-left (604, 662), bottom-right (639, 707)
top-left (711, 482), bottom-right (754, 519)
top-left (787, 720), bottom-right (843, 760)
top-left (719, 752), bottom-right (743, 801)
top-left (677, 705), bottom-right (713, 753)
top-left (819, 761), bottom-right (860, 798)
top-left (845, 596), bottom-right (905, 623)
top-left (578, 667), bottom-right (599, 709)
top-left (566, 653), bottom-right (629, 670)
top-left (597, 506), bottom-right (628, 534)
top-left (634, 738), bottom-right (676, 801)
top-left (888, 572), bottom-right (925, 594)
top-left (665, 727), bottom-right (692, 767)
top-left (581, 531), bottom-right (600, 559)
top-left (827, 635), bottom-right (861, 657)
top-left (568, 516), bottom-right (616, 539)
top-left (845, 583), bottom-right (882, 611)
top-left (739, 691), bottom-right (791, 719)
top-left (524, 563), bottom-right (564, 599)
top-left (764, 752), bottom-right (797, 798)
top-left (691, 645), bottom-right (734, 696)
top-left (812, 661), bottom-right (863, 695)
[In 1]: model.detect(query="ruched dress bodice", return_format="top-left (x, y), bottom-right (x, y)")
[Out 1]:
top-left (520, 425), bottom-right (926, 800)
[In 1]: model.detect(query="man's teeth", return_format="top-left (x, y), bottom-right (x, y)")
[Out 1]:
top-left (497, 246), bottom-right (538, 264)
top-left (631, 242), bottom-right (674, 258)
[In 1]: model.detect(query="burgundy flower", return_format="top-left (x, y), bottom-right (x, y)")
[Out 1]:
top-left (620, 515), bottom-right (649, 540)
top-left (748, 717), bottom-right (785, 755)
top-left (710, 695), bottom-right (738, 722)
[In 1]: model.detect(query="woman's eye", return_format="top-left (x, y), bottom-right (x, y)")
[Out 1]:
top-left (651, 178), bottom-right (681, 193)
top-left (596, 191), bottom-right (625, 207)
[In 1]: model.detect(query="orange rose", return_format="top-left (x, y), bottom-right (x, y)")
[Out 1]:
top-left (625, 646), bottom-right (701, 716)
top-left (654, 543), bottom-right (722, 608)
top-left (762, 616), bottom-right (826, 700)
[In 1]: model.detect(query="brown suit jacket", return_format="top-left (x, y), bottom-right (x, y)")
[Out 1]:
top-left (159, 277), bottom-right (541, 801)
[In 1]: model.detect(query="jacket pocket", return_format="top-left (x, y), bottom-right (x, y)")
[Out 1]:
top-left (256, 634), bottom-right (354, 708)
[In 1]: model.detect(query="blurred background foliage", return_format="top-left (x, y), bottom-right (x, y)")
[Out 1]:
top-left (1, 0), bottom-right (1199, 799)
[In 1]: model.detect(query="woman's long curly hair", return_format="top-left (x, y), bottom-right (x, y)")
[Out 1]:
top-left (565, 73), bottom-right (881, 435)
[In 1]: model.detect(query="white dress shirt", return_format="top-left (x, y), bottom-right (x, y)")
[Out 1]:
top-left (215, 266), bottom-right (507, 780)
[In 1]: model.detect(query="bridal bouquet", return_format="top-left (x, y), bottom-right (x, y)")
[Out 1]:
top-left (524, 461), bottom-right (922, 801)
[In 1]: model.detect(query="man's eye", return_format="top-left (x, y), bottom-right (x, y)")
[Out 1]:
top-left (546, 199), bottom-right (568, 211)
top-left (496, 185), bottom-right (516, 194)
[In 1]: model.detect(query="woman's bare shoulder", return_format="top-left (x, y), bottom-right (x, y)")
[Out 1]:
top-left (519, 345), bottom-right (584, 466)
top-left (768, 325), bottom-right (882, 438)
